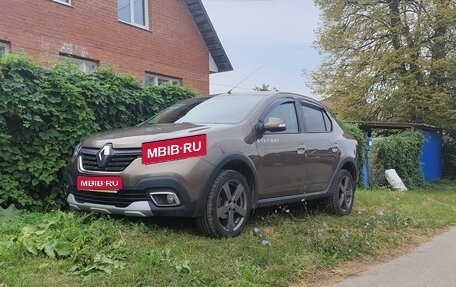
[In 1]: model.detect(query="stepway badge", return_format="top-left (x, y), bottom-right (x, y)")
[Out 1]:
top-left (142, 134), bottom-right (207, 165)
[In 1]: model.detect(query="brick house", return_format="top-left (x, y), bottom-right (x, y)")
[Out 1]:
top-left (0, 0), bottom-right (232, 94)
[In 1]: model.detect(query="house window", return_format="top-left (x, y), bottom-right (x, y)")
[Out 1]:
top-left (59, 55), bottom-right (98, 74)
top-left (145, 73), bottom-right (181, 86)
top-left (0, 42), bottom-right (9, 57)
top-left (52, 0), bottom-right (71, 6)
top-left (118, 0), bottom-right (148, 28)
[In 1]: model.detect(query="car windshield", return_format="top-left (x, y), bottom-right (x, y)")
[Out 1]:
top-left (143, 95), bottom-right (264, 124)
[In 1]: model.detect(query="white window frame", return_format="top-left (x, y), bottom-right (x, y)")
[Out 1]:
top-left (145, 72), bottom-right (181, 86)
top-left (118, 0), bottom-right (149, 30)
top-left (51, 0), bottom-right (71, 6)
top-left (0, 42), bottom-right (10, 57)
top-left (59, 55), bottom-right (98, 74)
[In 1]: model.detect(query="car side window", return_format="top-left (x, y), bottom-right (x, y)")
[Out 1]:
top-left (323, 111), bottom-right (332, 132)
top-left (265, 102), bottom-right (299, 133)
top-left (301, 103), bottom-right (330, 133)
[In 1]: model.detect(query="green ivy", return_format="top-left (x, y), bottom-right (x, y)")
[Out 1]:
top-left (372, 131), bottom-right (425, 189)
top-left (337, 120), bottom-right (367, 185)
top-left (0, 54), bottom-right (197, 210)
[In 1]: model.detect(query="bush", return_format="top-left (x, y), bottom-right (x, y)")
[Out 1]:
top-left (0, 54), bottom-right (197, 210)
top-left (371, 131), bottom-right (425, 189)
top-left (337, 120), bottom-right (367, 184)
top-left (443, 131), bottom-right (456, 178)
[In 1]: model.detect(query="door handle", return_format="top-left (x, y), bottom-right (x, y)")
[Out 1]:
top-left (297, 144), bottom-right (306, 155)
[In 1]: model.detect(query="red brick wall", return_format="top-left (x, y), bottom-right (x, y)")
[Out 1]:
top-left (0, 0), bottom-right (210, 94)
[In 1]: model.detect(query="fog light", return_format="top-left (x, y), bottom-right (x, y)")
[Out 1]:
top-left (166, 194), bottom-right (176, 204)
top-left (149, 191), bottom-right (181, 207)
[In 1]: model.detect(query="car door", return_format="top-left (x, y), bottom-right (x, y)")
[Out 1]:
top-left (299, 101), bottom-right (341, 193)
top-left (255, 98), bottom-right (307, 199)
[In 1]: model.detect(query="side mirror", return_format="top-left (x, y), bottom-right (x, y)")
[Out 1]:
top-left (263, 117), bottom-right (287, 132)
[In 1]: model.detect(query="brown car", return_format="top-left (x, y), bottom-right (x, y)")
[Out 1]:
top-left (64, 92), bottom-right (358, 237)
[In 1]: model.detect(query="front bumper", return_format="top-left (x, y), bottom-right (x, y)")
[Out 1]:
top-left (67, 193), bottom-right (154, 217)
top-left (65, 176), bottom-right (197, 217)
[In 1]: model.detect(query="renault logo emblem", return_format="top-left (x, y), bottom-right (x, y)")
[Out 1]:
top-left (96, 143), bottom-right (114, 168)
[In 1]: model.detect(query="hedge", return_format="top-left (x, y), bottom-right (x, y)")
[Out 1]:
top-left (371, 131), bottom-right (425, 189)
top-left (0, 54), bottom-right (197, 210)
top-left (443, 131), bottom-right (456, 178)
top-left (337, 121), bottom-right (367, 185)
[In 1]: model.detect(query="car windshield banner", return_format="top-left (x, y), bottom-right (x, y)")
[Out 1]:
top-left (142, 134), bottom-right (207, 165)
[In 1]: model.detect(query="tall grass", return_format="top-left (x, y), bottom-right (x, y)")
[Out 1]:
top-left (1, 182), bottom-right (455, 287)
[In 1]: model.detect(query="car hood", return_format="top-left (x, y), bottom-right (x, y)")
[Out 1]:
top-left (82, 123), bottom-right (232, 148)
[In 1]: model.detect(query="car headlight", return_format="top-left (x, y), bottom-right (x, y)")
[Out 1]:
top-left (71, 142), bottom-right (82, 163)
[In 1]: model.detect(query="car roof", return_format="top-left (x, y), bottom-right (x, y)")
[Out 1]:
top-left (209, 92), bottom-right (323, 107)
top-left (180, 92), bottom-right (324, 111)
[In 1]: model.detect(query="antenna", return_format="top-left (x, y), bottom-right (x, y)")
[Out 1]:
top-left (227, 66), bottom-right (263, 94)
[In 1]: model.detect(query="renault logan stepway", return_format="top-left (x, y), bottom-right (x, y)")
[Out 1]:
top-left (64, 92), bottom-right (358, 237)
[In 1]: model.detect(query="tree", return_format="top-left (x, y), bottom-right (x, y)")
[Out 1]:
top-left (310, 0), bottom-right (456, 130)
top-left (253, 83), bottom-right (279, 92)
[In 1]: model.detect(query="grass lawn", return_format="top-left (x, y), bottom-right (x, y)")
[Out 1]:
top-left (1, 181), bottom-right (455, 287)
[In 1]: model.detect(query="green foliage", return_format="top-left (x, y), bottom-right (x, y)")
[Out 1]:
top-left (0, 204), bottom-right (22, 224)
top-left (311, 0), bottom-right (456, 131)
top-left (303, 208), bottom-right (412, 264)
top-left (7, 211), bottom-right (127, 275)
top-left (2, 183), bottom-right (456, 286)
top-left (443, 131), bottom-right (456, 178)
top-left (338, 120), bottom-right (367, 184)
top-left (253, 83), bottom-right (279, 92)
top-left (0, 54), bottom-right (197, 210)
top-left (146, 249), bottom-right (193, 275)
top-left (372, 132), bottom-right (425, 189)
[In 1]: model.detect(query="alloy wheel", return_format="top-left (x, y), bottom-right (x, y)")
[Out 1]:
top-left (216, 180), bottom-right (248, 232)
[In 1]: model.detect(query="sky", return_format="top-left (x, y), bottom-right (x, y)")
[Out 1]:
top-left (201, 0), bottom-right (321, 98)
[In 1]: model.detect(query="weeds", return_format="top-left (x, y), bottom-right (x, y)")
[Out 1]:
top-left (0, 204), bottom-right (21, 224)
top-left (4, 211), bottom-right (127, 275)
top-left (0, 183), bottom-right (455, 286)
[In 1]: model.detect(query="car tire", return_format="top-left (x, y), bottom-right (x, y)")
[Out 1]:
top-left (326, 169), bottom-right (355, 215)
top-left (196, 169), bottom-right (251, 238)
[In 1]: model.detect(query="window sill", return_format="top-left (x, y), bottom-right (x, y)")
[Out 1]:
top-left (118, 20), bottom-right (150, 31)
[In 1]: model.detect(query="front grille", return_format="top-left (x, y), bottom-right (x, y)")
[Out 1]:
top-left (70, 186), bottom-right (149, 208)
top-left (80, 147), bottom-right (141, 172)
